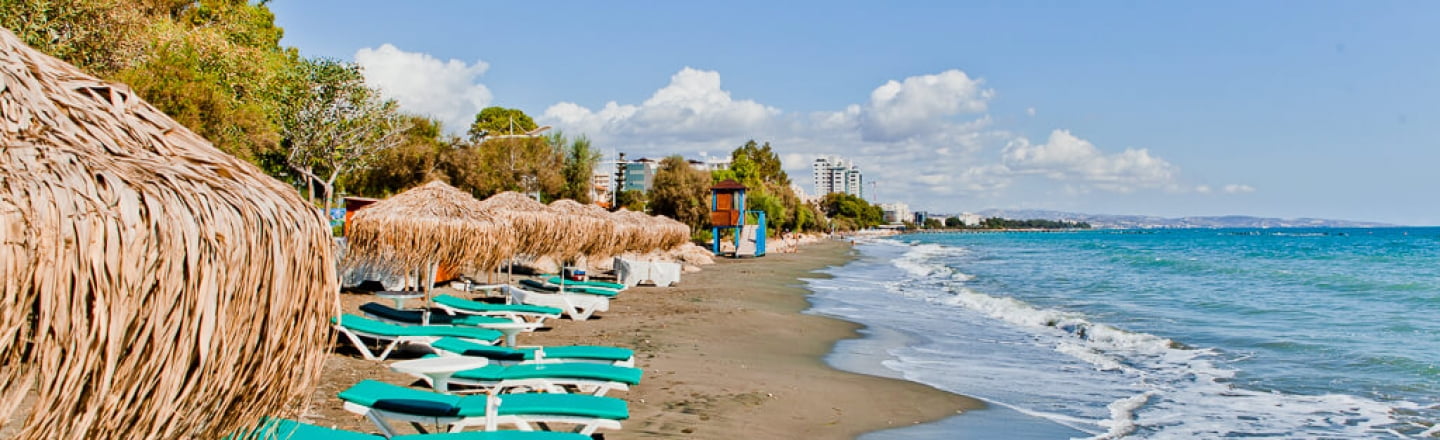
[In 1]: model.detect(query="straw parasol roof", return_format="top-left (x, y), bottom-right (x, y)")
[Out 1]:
top-left (609, 208), bottom-right (659, 253)
top-left (477, 191), bottom-right (567, 258)
top-left (0, 27), bottom-right (336, 439)
top-left (346, 181), bottom-right (517, 275)
top-left (547, 199), bottom-right (625, 260)
top-left (652, 214), bottom-right (693, 250)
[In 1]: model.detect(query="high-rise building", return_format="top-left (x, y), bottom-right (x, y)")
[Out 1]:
top-left (812, 155), bottom-right (864, 198)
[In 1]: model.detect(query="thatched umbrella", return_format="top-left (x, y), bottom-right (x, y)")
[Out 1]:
top-left (547, 199), bottom-right (625, 263)
top-left (346, 181), bottom-right (517, 299)
top-left (478, 191), bottom-right (567, 259)
top-left (0, 27), bottom-right (336, 439)
top-left (652, 214), bottom-right (692, 251)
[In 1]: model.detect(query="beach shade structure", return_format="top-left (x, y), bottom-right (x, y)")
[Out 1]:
top-left (547, 199), bottom-right (626, 263)
top-left (608, 208), bottom-right (660, 254)
top-left (0, 26), bottom-right (337, 440)
top-left (478, 191), bottom-right (569, 259)
top-left (345, 181), bottom-right (517, 311)
top-left (651, 214), bottom-right (692, 251)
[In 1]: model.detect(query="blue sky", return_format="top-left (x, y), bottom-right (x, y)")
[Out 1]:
top-left (270, 1), bottom-right (1439, 225)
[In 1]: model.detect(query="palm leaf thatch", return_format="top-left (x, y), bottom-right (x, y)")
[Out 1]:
top-left (651, 214), bottom-right (692, 250)
top-left (0, 27), bottom-right (336, 439)
top-left (477, 191), bottom-right (567, 258)
top-left (547, 199), bottom-right (625, 259)
top-left (346, 181), bottom-right (517, 275)
top-left (610, 209), bottom-right (690, 254)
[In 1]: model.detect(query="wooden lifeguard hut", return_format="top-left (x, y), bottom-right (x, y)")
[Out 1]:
top-left (710, 179), bottom-right (766, 257)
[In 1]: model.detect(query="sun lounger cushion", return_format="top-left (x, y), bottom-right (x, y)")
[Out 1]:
top-left (452, 363), bottom-right (643, 385)
top-left (360, 303), bottom-right (512, 326)
top-left (432, 337), bottom-right (634, 363)
top-left (543, 276), bottom-right (627, 291)
top-left (434, 294), bottom-right (563, 315)
top-left (236, 417), bottom-right (593, 440)
top-left (339, 380), bottom-right (628, 420)
top-left (333, 314), bottom-right (503, 341)
top-left (518, 279), bottom-right (618, 297)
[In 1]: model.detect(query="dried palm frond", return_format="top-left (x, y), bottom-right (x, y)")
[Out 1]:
top-left (478, 192), bottom-right (566, 258)
top-left (0, 27), bottom-right (336, 439)
top-left (346, 181), bottom-right (517, 274)
top-left (547, 199), bottom-right (625, 260)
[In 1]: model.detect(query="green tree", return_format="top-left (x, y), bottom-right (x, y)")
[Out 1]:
top-left (468, 106), bottom-right (538, 142)
top-left (279, 57), bottom-right (410, 216)
top-left (554, 132), bottom-right (600, 203)
top-left (648, 155), bottom-right (711, 231)
top-left (924, 218), bottom-right (943, 229)
top-left (344, 116), bottom-right (452, 197)
top-left (442, 136), bottom-right (564, 200)
top-left (614, 189), bottom-right (647, 212)
top-left (945, 217), bottom-right (964, 228)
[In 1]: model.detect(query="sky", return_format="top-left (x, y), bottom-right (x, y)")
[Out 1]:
top-left (269, 1), bottom-right (1440, 225)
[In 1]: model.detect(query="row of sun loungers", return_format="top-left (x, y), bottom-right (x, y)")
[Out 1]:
top-left (279, 274), bottom-right (642, 438)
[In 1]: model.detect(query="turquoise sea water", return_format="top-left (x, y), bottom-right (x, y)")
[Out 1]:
top-left (805, 228), bottom-right (1440, 438)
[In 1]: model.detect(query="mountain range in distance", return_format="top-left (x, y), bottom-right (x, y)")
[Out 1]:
top-left (965, 209), bottom-right (1396, 229)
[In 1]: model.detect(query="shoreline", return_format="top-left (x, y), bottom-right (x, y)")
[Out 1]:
top-left (303, 239), bottom-right (980, 438)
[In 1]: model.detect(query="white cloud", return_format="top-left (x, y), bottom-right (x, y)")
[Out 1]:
top-left (1026, 107), bottom-right (1037, 117)
top-left (857, 69), bottom-right (994, 142)
top-left (543, 67), bottom-right (778, 143)
top-left (355, 44), bottom-right (492, 134)
top-left (1196, 185), bottom-right (1213, 194)
top-left (1002, 130), bottom-right (1178, 192)
top-left (1223, 184), bottom-right (1256, 194)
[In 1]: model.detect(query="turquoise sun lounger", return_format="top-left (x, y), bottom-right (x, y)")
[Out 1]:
top-left (427, 361), bottom-right (642, 396)
top-left (543, 276), bottom-right (627, 292)
top-left (234, 417), bottom-right (591, 440)
top-left (333, 314), bottom-right (502, 361)
top-left (432, 294), bottom-right (562, 324)
top-left (432, 337), bottom-right (635, 367)
top-left (339, 380), bottom-right (628, 436)
top-left (517, 279), bottom-right (618, 297)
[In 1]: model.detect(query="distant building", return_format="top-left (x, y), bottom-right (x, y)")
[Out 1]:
top-left (790, 183), bottom-right (819, 205)
top-left (591, 170), bottom-right (613, 208)
top-left (812, 155), bottom-right (863, 199)
top-left (692, 155), bottom-right (732, 172)
top-left (957, 212), bottom-right (984, 227)
top-left (616, 157), bottom-right (658, 192)
top-left (914, 211), bottom-right (929, 225)
top-left (879, 202), bottom-right (910, 224)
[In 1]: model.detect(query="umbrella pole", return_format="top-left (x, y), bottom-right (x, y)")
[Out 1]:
top-left (422, 261), bottom-right (437, 325)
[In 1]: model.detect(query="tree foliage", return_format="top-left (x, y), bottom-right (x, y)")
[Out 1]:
top-left (468, 106), bottom-right (537, 142)
top-left (279, 57), bottom-right (410, 215)
top-left (649, 156), bottom-right (712, 231)
top-left (819, 192), bottom-right (884, 230)
top-left (343, 116), bottom-right (453, 197)
top-left (555, 132), bottom-right (600, 203)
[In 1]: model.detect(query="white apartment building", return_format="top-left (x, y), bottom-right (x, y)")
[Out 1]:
top-left (879, 202), bottom-right (911, 224)
top-left (812, 155), bottom-right (863, 199)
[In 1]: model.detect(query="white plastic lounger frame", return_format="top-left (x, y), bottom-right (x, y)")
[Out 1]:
top-left (412, 374), bottom-right (631, 397)
top-left (503, 285), bottom-right (608, 321)
top-left (342, 399), bottom-right (622, 437)
top-left (334, 324), bottom-right (494, 361)
top-left (432, 300), bottom-right (561, 326)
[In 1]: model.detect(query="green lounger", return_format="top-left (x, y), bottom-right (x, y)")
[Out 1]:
top-left (234, 417), bottom-right (590, 440)
top-left (361, 303), bottom-right (515, 327)
top-left (332, 314), bottom-right (502, 360)
top-left (436, 362), bottom-right (641, 396)
top-left (433, 294), bottom-right (563, 323)
top-left (433, 337), bottom-right (635, 367)
top-left (518, 279), bottom-right (618, 297)
top-left (543, 276), bottom-right (627, 291)
top-left (339, 380), bottom-right (627, 436)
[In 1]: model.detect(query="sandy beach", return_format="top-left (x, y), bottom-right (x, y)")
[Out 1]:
top-left (302, 239), bottom-right (980, 438)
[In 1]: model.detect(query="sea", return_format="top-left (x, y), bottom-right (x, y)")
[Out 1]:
top-left (804, 228), bottom-right (1439, 439)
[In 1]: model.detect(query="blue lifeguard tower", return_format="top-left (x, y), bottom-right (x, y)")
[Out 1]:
top-left (710, 179), bottom-right (765, 257)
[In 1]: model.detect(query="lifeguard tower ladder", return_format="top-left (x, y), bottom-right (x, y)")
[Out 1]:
top-left (710, 179), bottom-right (766, 257)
